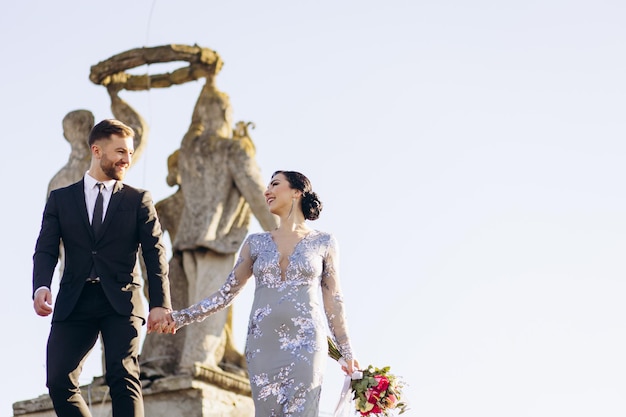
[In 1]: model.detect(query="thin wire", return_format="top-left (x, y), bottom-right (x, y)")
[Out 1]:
top-left (139, 0), bottom-right (158, 188)
top-left (145, 0), bottom-right (157, 48)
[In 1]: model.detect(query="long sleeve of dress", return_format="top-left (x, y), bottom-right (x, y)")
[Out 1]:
top-left (321, 234), bottom-right (355, 360)
top-left (171, 240), bottom-right (253, 329)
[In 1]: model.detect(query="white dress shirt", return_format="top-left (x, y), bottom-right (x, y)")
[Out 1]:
top-left (84, 172), bottom-right (115, 225)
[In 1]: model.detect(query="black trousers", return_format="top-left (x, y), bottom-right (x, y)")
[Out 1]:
top-left (46, 283), bottom-right (144, 417)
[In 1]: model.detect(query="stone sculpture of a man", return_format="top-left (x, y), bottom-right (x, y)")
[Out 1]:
top-left (173, 66), bottom-right (278, 375)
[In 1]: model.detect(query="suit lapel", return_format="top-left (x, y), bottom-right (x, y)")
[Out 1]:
top-left (96, 181), bottom-right (125, 240)
top-left (73, 179), bottom-right (94, 237)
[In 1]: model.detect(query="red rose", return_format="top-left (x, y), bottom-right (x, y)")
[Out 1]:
top-left (366, 389), bottom-right (380, 404)
top-left (375, 375), bottom-right (390, 392)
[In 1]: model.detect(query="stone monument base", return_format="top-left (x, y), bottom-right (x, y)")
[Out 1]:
top-left (12, 365), bottom-right (254, 417)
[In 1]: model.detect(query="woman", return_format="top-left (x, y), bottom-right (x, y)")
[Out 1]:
top-left (153, 170), bottom-right (359, 416)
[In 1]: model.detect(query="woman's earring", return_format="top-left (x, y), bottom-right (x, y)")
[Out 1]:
top-left (287, 197), bottom-right (295, 219)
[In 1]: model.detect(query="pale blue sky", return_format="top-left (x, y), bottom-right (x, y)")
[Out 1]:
top-left (1, 1), bottom-right (625, 416)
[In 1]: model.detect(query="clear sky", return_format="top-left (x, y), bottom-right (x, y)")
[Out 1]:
top-left (1, 1), bottom-right (625, 416)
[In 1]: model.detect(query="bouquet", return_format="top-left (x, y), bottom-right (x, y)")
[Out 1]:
top-left (328, 337), bottom-right (408, 416)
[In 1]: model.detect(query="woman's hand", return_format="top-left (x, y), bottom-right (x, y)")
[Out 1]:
top-left (147, 312), bottom-right (177, 334)
top-left (341, 358), bottom-right (361, 376)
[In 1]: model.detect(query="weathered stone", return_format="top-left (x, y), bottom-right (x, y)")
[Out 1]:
top-left (89, 44), bottom-right (223, 90)
top-left (12, 372), bottom-right (254, 417)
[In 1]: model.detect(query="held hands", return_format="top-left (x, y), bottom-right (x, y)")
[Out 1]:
top-left (147, 308), bottom-right (177, 334)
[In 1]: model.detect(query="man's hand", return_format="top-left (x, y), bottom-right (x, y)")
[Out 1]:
top-left (33, 288), bottom-right (53, 317)
top-left (147, 307), bottom-right (175, 334)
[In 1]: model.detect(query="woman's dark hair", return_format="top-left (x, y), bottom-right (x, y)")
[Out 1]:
top-left (272, 170), bottom-right (323, 221)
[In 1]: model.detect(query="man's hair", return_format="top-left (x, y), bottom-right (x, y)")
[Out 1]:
top-left (88, 119), bottom-right (134, 146)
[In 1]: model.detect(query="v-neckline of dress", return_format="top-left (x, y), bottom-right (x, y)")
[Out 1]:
top-left (268, 230), bottom-right (315, 281)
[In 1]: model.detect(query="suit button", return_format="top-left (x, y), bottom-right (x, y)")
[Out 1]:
top-left (92, 251), bottom-right (97, 254)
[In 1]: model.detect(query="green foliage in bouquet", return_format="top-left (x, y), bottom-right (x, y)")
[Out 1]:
top-left (328, 337), bottom-right (408, 416)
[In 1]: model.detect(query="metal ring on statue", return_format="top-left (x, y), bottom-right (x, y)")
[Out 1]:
top-left (89, 44), bottom-right (223, 91)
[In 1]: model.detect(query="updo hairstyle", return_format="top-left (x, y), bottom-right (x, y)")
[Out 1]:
top-left (272, 170), bottom-right (323, 221)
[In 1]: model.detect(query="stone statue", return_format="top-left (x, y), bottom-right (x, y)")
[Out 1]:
top-left (47, 110), bottom-right (94, 197)
top-left (139, 150), bottom-right (188, 379)
top-left (105, 83), bottom-right (149, 164)
top-left (173, 64), bottom-right (278, 375)
top-left (140, 148), bottom-right (252, 379)
top-left (157, 150), bottom-right (185, 243)
top-left (89, 44), bottom-right (278, 377)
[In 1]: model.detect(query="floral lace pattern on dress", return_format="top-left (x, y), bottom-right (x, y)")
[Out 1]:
top-left (172, 230), bottom-right (354, 416)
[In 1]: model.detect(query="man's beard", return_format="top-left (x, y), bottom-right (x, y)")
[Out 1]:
top-left (101, 156), bottom-right (125, 181)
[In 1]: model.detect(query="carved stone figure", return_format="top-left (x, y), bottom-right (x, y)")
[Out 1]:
top-left (139, 150), bottom-right (188, 378)
top-left (173, 67), bottom-right (278, 375)
top-left (89, 44), bottom-right (278, 377)
top-left (105, 84), bottom-right (149, 163)
top-left (47, 110), bottom-right (94, 197)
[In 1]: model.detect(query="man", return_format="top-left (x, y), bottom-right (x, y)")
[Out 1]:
top-left (32, 119), bottom-right (172, 417)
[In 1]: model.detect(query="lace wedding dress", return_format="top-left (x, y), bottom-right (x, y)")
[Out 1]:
top-left (172, 230), bottom-right (355, 416)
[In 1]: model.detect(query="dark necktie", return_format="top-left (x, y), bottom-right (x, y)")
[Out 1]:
top-left (92, 183), bottom-right (104, 234)
top-left (89, 183), bottom-right (104, 280)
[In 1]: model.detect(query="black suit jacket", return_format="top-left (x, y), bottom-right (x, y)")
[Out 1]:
top-left (33, 179), bottom-right (171, 322)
